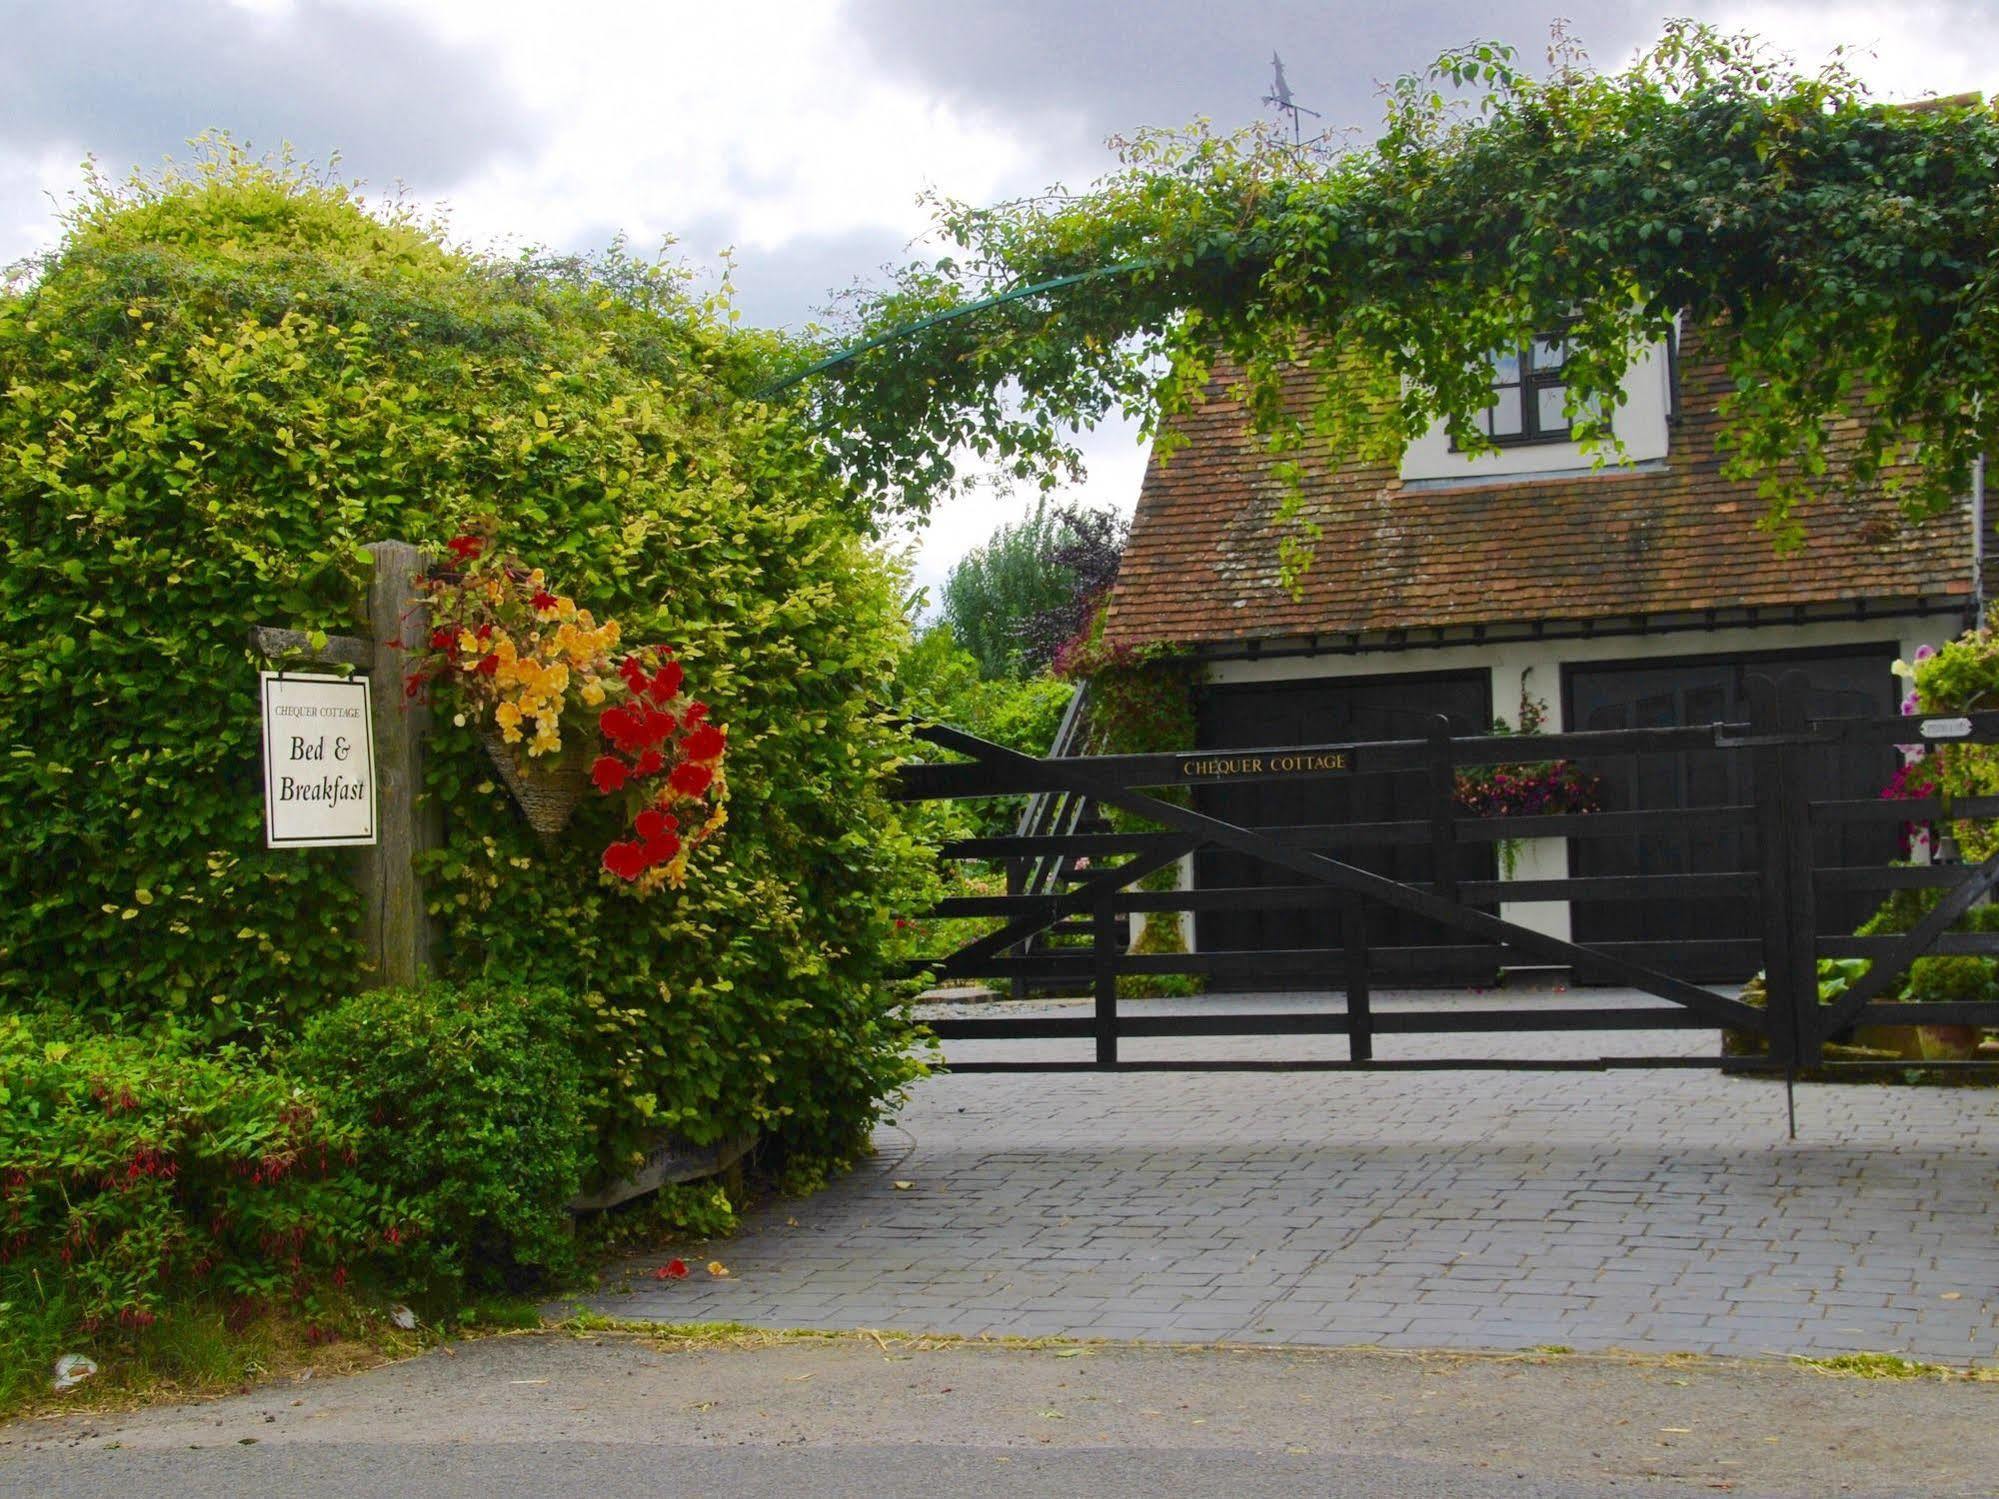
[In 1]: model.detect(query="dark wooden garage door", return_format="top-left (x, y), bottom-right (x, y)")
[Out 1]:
top-left (1193, 670), bottom-right (1495, 985)
top-left (1564, 646), bottom-right (1900, 965)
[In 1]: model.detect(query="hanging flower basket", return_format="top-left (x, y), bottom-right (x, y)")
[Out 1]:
top-left (482, 731), bottom-right (590, 837)
top-left (405, 529), bottom-right (730, 890)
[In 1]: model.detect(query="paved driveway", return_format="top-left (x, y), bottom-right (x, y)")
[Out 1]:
top-left (584, 991), bottom-right (1999, 1361)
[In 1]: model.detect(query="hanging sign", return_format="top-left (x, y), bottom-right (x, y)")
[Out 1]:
top-left (260, 671), bottom-right (377, 848)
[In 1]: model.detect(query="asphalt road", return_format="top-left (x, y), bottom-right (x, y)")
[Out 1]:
top-left (6, 1331), bottom-right (1996, 1498)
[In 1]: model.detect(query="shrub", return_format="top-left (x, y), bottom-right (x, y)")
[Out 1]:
top-left (1904, 956), bottom-right (1996, 1005)
top-left (0, 1014), bottom-right (372, 1337)
top-left (0, 147), bottom-right (933, 1183)
top-left (293, 982), bottom-right (586, 1297)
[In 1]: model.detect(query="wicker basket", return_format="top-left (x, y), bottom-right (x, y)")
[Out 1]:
top-left (482, 732), bottom-right (590, 837)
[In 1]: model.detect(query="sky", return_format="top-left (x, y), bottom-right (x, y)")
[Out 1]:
top-left (4, 0), bottom-right (1995, 598)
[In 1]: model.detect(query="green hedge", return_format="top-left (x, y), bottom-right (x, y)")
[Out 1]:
top-left (0, 149), bottom-right (934, 1182)
top-left (293, 981), bottom-right (586, 1297)
top-left (0, 1014), bottom-right (372, 1333)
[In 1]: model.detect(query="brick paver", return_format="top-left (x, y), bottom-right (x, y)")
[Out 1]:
top-left (587, 990), bottom-right (1999, 1360)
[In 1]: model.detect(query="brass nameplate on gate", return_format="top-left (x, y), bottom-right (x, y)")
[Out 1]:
top-left (1177, 751), bottom-right (1351, 780)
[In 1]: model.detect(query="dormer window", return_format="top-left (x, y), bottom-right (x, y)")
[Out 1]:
top-left (1403, 326), bottom-right (1668, 485)
top-left (1455, 334), bottom-right (1602, 450)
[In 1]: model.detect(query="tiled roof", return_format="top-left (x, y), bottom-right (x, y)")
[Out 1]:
top-left (1104, 322), bottom-right (1973, 651)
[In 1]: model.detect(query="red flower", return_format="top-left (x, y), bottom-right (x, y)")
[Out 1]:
top-left (475, 623), bottom-right (494, 641)
top-left (660, 1258), bottom-right (689, 1280)
top-left (619, 655), bottom-right (648, 690)
top-left (682, 723), bottom-right (725, 761)
top-left (531, 590), bottom-right (559, 612)
top-left (634, 747), bottom-right (665, 776)
top-left (591, 755), bottom-right (629, 794)
top-left (649, 661), bottom-right (684, 702)
top-left (446, 534), bottom-right (483, 562)
top-left (635, 807), bottom-right (669, 841)
top-left (683, 701), bottom-right (709, 725)
top-left (429, 628), bottom-right (455, 651)
top-left (476, 653), bottom-right (499, 676)
top-left (600, 706), bottom-right (647, 753)
top-left (601, 841), bottom-right (646, 881)
top-left (668, 761), bottom-right (713, 797)
top-left (641, 831), bottom-right (681, 867)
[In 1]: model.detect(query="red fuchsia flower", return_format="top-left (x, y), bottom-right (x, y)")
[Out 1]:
top-left (602, 841), bottom-right (647, 881)
top-left (591, 755), bottom-right (629, 794)
top-left (447, 534), bottom-right (483, 562)
top-left (668, 761), bottom-right (713, 797)
top-left (682, 723), bottom-right (725, 762)
top-left (531, 590), bottom-right (559, 612)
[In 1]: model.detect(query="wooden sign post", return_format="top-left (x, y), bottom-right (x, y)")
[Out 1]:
top-left (253, 539), bottom-right (436, 988)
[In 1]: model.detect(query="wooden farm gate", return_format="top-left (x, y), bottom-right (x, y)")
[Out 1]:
top-left (895, 671), bottom-right (1999, 1106)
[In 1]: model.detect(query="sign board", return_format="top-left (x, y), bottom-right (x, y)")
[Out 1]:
top-left (259, 672), bottom-right (376, 848)
top-left (1176, 750), bottom-right (1351, 782)
top-left (1920, 717), bottom-right (1974, 741)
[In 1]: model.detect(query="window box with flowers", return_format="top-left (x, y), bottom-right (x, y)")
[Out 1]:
top-left (407, 532), bottom-right (728, 892)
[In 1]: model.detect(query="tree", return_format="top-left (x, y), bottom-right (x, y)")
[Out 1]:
top-left (791, 24), bottom-right (1999, 587)
top-left (939, 502), bottom-right (1129, 678)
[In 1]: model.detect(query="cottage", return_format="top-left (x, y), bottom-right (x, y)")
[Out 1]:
top-left (1100, 320), bottom-right (1981, 983)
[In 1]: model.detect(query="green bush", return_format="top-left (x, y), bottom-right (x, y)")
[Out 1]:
top-left (0, 147), bottom-right (933, 1184)
top-left (0, 1014), bottom-right (373, 1336)
top-left (1904, 956), bottom-right (1996, 1005)
top-left (294, 981), bottom-right (585, 1297)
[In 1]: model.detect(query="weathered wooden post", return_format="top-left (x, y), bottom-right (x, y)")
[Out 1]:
top-left (253, 539), bottom-right (434, 989)
top-left (358, 540), bottom-right (435, 987)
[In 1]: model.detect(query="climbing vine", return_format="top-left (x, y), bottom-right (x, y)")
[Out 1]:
top-left (806, 23), bottom-right (1999, 585)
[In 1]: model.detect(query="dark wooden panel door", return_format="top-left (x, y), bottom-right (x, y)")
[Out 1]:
top-left (1566, 647), bottom-right (1899, 963)
top-left (1193, 671), bottom-right (1494, 984)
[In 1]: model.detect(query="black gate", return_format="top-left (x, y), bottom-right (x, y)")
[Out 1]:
top-left (896, 671), bottom-right (1999, 1092)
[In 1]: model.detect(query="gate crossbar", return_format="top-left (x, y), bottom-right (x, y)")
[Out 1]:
top-left (915, 723), bottom-right (1765, 1033)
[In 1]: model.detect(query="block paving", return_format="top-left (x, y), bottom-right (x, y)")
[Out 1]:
top-left (587, 991), bottom-right (1999, 1360)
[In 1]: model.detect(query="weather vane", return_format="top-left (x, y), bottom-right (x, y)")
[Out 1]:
top-left (1263, 53), bottom-right (1321, 144)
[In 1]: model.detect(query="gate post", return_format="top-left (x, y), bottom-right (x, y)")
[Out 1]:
top-left (1749, 673), bottom-right (1818, 1075)
top-left (1427, 716), bottom-right (1460, 907)
top-left (1774, 671), bottom-right (1821, 1067)
top-left (1092, 885), bottom-right (1120, 1066)
top-left (1344, 897), bottom-right (1374, 1063)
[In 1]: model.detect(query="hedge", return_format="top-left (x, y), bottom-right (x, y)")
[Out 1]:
top-left (0, 147), bottom-right (936, 1182)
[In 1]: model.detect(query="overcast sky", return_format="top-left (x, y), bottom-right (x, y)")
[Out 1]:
top-left (5, 0), bottom-right (1995, 595)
